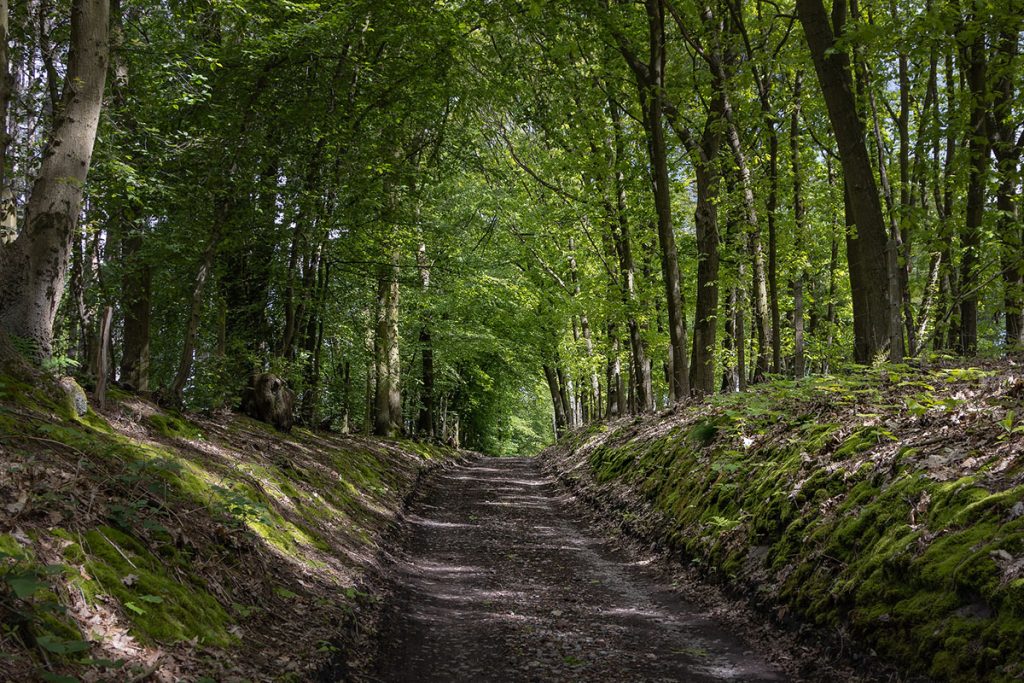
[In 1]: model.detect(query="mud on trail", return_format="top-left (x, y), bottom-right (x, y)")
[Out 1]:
top-left (370, 457), bottom-right (785, 682)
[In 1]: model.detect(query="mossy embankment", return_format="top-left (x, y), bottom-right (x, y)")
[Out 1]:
top-left (543, 364), bottom-right (1024, 682)
top-left (0, 372), bottom-right (461, 682)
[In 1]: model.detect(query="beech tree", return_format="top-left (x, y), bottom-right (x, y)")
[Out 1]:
top-left (0, 0), bottom-right (108, 357)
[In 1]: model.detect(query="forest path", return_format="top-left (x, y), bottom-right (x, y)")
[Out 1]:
top-left (371, 457), bottom-right (783, 682)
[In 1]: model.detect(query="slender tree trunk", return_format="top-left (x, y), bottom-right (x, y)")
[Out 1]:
top-left (688, 114), bottom-right (721, 397)
top-left (796, 0), bottom-right (895, 362)
top-left (112, 0), bottom-right (149, 391)
top-left (722, 286), bottom-right (737, 392)
top-left (544, 364), bottom-right (567, 436)
top-left (642, 0), bottom-right (689, 398)
top-left (417, 242), bottom-right (435, 436)
top-left (68, 227), bottom-right (91, 364)
top-left (119, 231), bottom-right (151, 391)
top-left (992, 23), bottom-right (1022, 349)
top-left (825, 221), bottom-right (839, 373)
top-left (95, 306), bottom-right (113, 408)
top-left (556, 363), bottom-right (575, 429)
top-left (791, 73), bottom-right (806, 378)
top-left (735, 278), bottom-right (746, 390)
top-left (767, 125), bottom-right (781, 374)
top-left (864, 82), bottom-right (906, 361)
top-left (170, 224), bottom-right (219, 403)
top-left (606, 324), bottom-right (622, 418)
top-left (281, 221), bottom-right (302, 359)
top-left (565, 237), bottom-right (599, 421)
top-left (932, 49), bottom-right (958, 351)
top-left (0, 0), bottom-right (109, 357)
top-left (340, 360), bottom-right (351, 433)
top-left (364, 323), bottom-right (375, 436)
top-left (717, 91), bottom-right (770, 380)
top-left (300, 250), bottom-right (327, 425)
top-left (892, 0), bottom-right (915, 353)
top-left (958, 18), bottom-right (987, 356)
top-left (914, 253), bottom-right (942, 354)
top-left (607, 101), bottom-right (652, 412)
top-left (0, 0), bottom-right (11, 194)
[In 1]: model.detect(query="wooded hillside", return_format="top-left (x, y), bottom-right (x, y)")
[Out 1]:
top-left (0, 0), bottom-right (1020, 449)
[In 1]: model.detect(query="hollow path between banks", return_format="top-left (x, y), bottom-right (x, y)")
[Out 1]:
top-left (372, 457), bottom-right (784, 682)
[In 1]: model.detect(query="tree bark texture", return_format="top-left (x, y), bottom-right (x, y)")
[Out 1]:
top-left (374, 249), bottom-right (402, 437)
top-left (0, 0), bottom-right (109, 356)
top-left (796, 0), bottom-right (895, 362)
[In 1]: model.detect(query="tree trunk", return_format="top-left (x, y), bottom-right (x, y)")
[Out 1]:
top-left (299, 250), bottom-right (327, 425)
top-left (373, 249), bottom-right (401, 437)
top-left (119, 232), bottom-right (151, 391)
top-left (556, 363), bottom-right (575, 429)
top-left (169, 227), bottom-right (218, 403)
top-left (931, 49), bottom-right (958, 352)
top-left (796, 0), bottom-right (895, 362)
top-left (0, 0), bottom-right (11, 194)
top-left (364, 327), bottom-right (375, 436)
top-left (686, 110), bottom-right (722, 397)
top-left (112, 0), bottom-right (149, 391)
top-left (544, 364), bottom-right (567, 436)
top-left (0, 0), bottom-right (109, 357)
top-left (340, 361), bottom-right (351, 433)
top-left (95, 306), bottom-right (113, 408)
top-left (992, 22), bottom-right (1022, 349)
top-left (607, 101), bottom-right (652, 412)
top-left (606, 324), bottom-right (622, 418)
top-left (716, 82), bottom-right (770, 381)
top-left (958, 19), bottom-right (987, 356)
top-left (417, 242), bottom-right (435, 436)
top-left (642, 0), bottom-right (689, 398)
top-left (767, 126), bottom-right (781, 374)
top-left (791, 73), bottom-right (806, 378)
top-left (892, 0), bottom-right (916, 354)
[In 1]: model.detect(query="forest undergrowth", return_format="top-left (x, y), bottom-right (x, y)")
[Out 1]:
top-left (545, 358), bottom-right (1024, 683)
top-left (0, 366), bottom-right (459, 682)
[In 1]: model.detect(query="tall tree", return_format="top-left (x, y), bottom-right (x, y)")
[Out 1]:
top-left (796, 0), bottom-right (898, 362)
top-left (611, 0), bottom-right (690, 399)
top-left (0, 0), bottom-right (109, 357)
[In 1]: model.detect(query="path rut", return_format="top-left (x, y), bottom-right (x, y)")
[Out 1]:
top-left (372, 457), bottom-right (784, 682)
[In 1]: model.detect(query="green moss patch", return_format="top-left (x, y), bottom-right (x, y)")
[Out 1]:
top-left (547, 366), bottom-right (1024, 682)
top-left (0, 372), bottom-right (461, 680)
top-left (59, 526), bottom-right (235, 646)
top-left (145, 412), bottom-right (204, 440)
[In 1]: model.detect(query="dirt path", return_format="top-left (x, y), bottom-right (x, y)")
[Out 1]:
top-left (372, 457), bottom-right (784, 682)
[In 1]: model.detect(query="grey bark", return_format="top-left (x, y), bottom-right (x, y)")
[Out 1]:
top-left (0, 0), bottom-right (109, 357)
top-left (374, 249), bottom-right (401, 437)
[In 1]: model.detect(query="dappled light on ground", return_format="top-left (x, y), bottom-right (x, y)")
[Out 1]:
top-left (374, 458), bottom-right (782, 682)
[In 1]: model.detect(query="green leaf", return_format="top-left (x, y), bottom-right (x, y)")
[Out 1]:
top-left (138, 594), bottom-right (164, 603)
top-left (36, 635), bottom-right (90, 654)
top-left (6, 574), bottom-right (47, 599)
top-left (124, 601), bottom-right (146, 615)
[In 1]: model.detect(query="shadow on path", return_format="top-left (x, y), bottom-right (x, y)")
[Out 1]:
top-left (373, 457), bottom-right (783, 682)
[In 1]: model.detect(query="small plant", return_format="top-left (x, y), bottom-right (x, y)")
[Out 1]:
top-left (41, 354), bottom-right (80, 376)
top-left (998, 410), bottom-right (1024, 440)
top-left (0, 540), bottom-right (89, 661)
top-left (706, 515), bottom-right (742, 532)
top-left (213, 485), bottom-right (272, 526)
